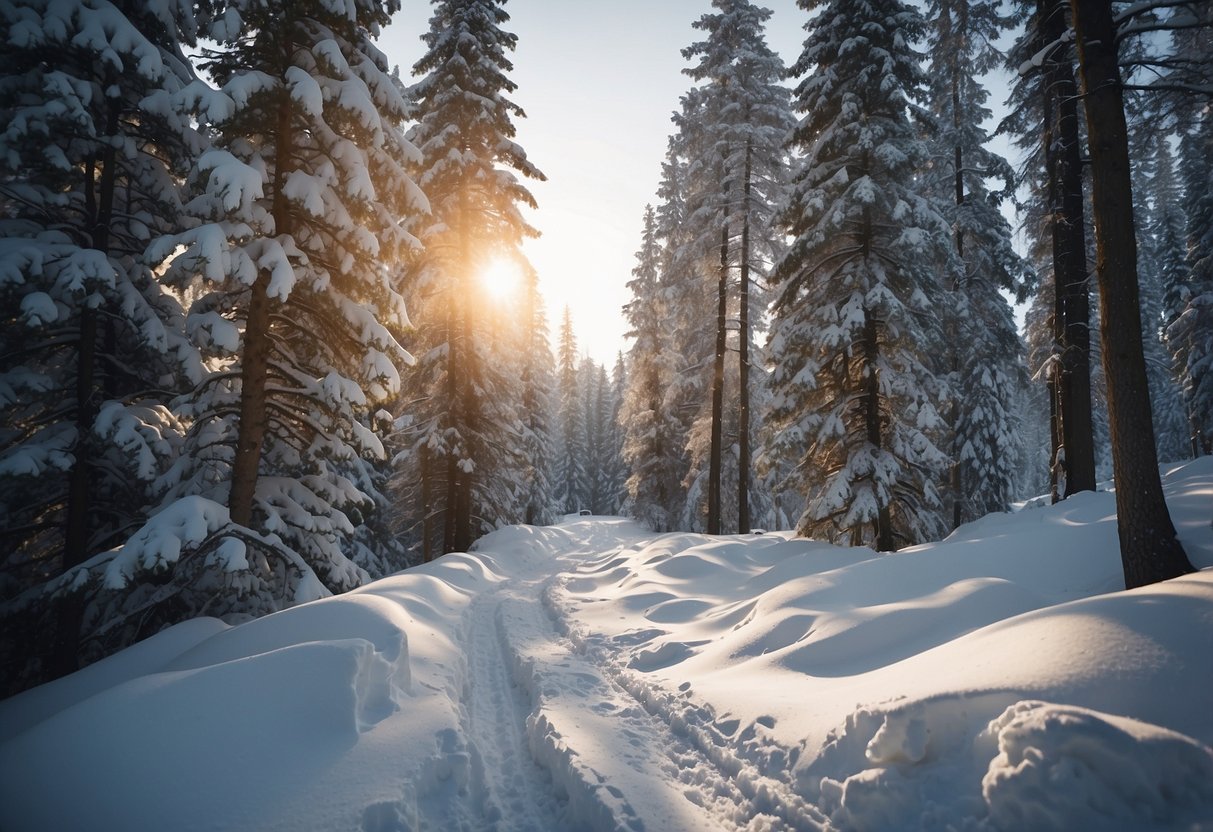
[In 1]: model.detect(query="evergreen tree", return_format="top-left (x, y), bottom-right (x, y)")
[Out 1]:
top-left (555, 308), bottom-right (588, 512)
top-left (0, 0), bottom-right (203, 686)
top-left (145, 0), bottom-right (423, 617)
top-left (681, 0), bottom-right (792, 534)
top-left (1004, 0), bottom-right (1097, 498)
top-left (924, 0), bottom-right (1031, 524)
top-left (620, 206), bottom-right (685, 531)
top-left (1172, 111), bottom-right (1213, 455)
top-left (1133, 130), bottom-right (1190, 462)
top-left (770, 0), bottom-right (951, 550)
top-left (1069, 0), bottom-right (1193, 587)
top-left (518, 264), bottom-right (557, 525)
top-left (405, 0), bottom-right (543, 551)
top-left (604, 353), bottom-right (628, 514)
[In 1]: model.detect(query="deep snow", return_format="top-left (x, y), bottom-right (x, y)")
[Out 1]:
top-left (2, 459), bottom-right (1211, 831)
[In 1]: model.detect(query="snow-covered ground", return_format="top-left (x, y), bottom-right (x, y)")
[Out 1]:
top-left (3, 459), bottom-right (1212, 831)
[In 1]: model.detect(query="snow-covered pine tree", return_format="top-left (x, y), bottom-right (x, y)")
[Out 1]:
top-left (604, 353), bottom-right (628, 515)
top-left (769, 0), bottom-right (951, 550)
top-left (1004, 0), bottom-right (1097, 497)
top-left (518, 263), bottom-right (557, 525)
top-left (620, 206), bottom-right (685, 531)
top-left (654, 137), bottom-right (703, 528)
top-left (923, 0), bottom-right (1031, 525)
top-left (681, 0), bottom-right (792, 534)
top-left (555, 308), bottom-right (589, 513)
top-left (582, 358), bottom-right (607, 513)
top-left (661, 94), bottom-right (721, 533)
top-left (132, 0), bottom-right (423, 625)
top-left (1171, 110), bottom-right (1213, 455)
top-left (0, 0), bottom-right (203, 686)
top-left (1131, 126), bottom-right (1190, 463)
top-left (405, 0), bottom-right (543, 550)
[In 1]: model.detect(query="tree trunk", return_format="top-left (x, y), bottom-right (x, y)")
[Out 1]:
top-left (1069, 0), bottom-right (1193, 588)
top-left (1043, 0), bottom-right (1096, 497)
top-left (421, 444), bottom-right (433, 563)
top-left (451, 185), bottom-right (475, 553)
top-left (864, 314), bottom-right (894, 552)
top-left (738, 139), bottom-right (752, 535)
top-left (56, 98), bottom-right (119, 677)
top-left (707, 217), bottom-right (728, 535)
top-left (950, 60), bottom-right (966, 530)
top-left (231, 90), bottom-right (294, 528)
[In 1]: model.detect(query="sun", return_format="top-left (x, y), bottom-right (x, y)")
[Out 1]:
top-left (478, 256), bottom-right (524, 302)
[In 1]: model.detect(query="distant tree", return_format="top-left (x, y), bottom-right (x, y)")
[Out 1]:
top-left (406, 0), bottom-right (543, 551)
top-left (650, 135), bottom-right (708, 529)
top-left (924, 0), bottom-right (1032, 525)
top-left (1132, 130), bottom-right (1190, 462)
top-left (1005, 0), bottom-right (1097, 498)
top-left (1171, 110), bottom-right (1213, 455)
top-left (604, 354), bottom-right (629, 515)
top-left (1069, 0), bottom-right (1193, 588)
top-left (621, 206), bottom-right (685, 531)
top-left (555, 309), bottom-right (589, 513)
top-left (771, 0), bottom-right (950, 550)
top-left (518, 264), bottom-right (558, 525)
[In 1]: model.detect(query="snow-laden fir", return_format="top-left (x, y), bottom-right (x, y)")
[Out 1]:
top-left (2, 458), bottom-right (1211, 831)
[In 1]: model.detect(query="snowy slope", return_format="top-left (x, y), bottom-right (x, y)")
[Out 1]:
top-left (2, 460), bottom-right (1211, 831)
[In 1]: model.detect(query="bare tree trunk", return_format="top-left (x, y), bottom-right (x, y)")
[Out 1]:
top-left (738, 140), bottom-right (753, 535)
top-left (1069, 0), bottom-right (1193, 588)
top-left (421, 444), bottom-right (433, 563)
top-left (1043, 0), bottom-right (1097, 497)
top-left (707, 216), bottom-right (728, 536)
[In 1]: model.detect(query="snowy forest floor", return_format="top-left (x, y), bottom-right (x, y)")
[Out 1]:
top-left (3, 459), bottom-right (1213, 831)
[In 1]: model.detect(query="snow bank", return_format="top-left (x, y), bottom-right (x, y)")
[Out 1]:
top-left (0, 553), bottom-right (504, 832)
top-left (1, 460), bottom-right (1210, 831)
top-left (548, 457), bottom-right (1213, 829)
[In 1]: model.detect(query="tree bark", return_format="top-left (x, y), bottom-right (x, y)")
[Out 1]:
top-left (1069, 0), bottom-right (1193, 588)
top-left (451, 184), bottom-right (475, 553)
top-left (230, 90), bottom-right (294, 528)
top-left (950, 53), bottom-right (966, 529)
top-left (864, 314), bottom-right (894, 552)
top-left (737, 139), bottom-right (753, 535)
top-left (421, 444), bottom-right (434, 562)
top-left (707, 216), bottom-right (728, 535)
top-left (1043, 0), bottom-right (1097, 497)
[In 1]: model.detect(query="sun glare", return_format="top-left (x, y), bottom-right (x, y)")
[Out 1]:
top-left (479, 256), bottom-right (524, 302)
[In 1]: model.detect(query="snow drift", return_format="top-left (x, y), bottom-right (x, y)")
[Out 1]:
top-left (1, 460), bottom-right (1211, 831)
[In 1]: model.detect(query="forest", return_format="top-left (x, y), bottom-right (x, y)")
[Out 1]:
top-left (0, 0), bottom-right (1210, 701)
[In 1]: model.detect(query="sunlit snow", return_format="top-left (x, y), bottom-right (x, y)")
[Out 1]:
top-left (1, 459), bottom-right (1211, 831)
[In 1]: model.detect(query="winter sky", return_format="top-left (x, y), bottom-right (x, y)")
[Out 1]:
top-left (379, 1), bottom-right (809, 365)
top-left (380, 2), bottom-right (1019, 364)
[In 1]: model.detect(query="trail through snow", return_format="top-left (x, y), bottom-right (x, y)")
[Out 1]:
top-left (3, 460), bottom-right (1213, 832)
top-left (417, 520), bottom-right (820, 831)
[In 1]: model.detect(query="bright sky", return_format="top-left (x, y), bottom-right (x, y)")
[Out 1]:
top-left (377, 1), bottom-right (808, 365)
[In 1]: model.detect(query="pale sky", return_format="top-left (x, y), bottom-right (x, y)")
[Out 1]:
top-left (377, 1), bottom-right (808, 365)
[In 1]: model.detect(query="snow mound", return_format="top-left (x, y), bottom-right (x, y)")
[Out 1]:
top-left (982, 701), bottom-right (1213, 831)
top-left (2, 459), bottom-right (1211, 831)
top-left (802, 695), bottom-right (1213, 831)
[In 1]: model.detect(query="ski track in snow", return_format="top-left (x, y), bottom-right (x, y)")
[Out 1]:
top-left (402, 525), bottom-right (829, 832)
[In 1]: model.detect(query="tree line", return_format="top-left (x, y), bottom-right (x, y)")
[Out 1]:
top-left (617, 0), bottom-right (1209, 574)
top-left (0, 0), bottom-right (1209, 694)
